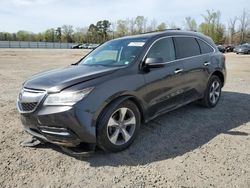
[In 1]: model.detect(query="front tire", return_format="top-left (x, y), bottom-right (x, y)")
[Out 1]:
top-left (199, 75), bottom-right (222, 108)
top-left (97, 100), bottom-right (141, 152)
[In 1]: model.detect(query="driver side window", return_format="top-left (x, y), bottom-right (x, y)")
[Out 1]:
top-left (147, 37), bottom-right (175, 63)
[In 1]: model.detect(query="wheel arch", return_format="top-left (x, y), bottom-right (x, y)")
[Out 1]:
top-left (210, 70), bottom-right (225, 87)
top-left (95, 95), bottom-right (146, 128)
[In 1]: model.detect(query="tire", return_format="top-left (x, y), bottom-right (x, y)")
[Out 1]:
top-left (97, 100), bottom-right (141, 152)
top-left (199, 75), bottom-right (222, 108)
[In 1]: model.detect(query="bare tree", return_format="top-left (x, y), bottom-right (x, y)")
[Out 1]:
top-left (238, 9), bottom-right (250, 43)
top-left (135, 16), bottom-right (147, 34)
top-left (116, 20), bottom-right (129, 37)
top-left (199, 10), bottom-right (225, 44)
top-left (128, 18), bottom-right (135, 35)
top-left (184, 17), bottom-right (197, 31)
top-left (61, 25), bottom-right (74, 43)
top-left (147, 19), bottom-right (158, 32)
top-left (228, 17), bottom-right (237, 44)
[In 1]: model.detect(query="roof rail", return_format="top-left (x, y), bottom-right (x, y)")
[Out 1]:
top-left (142, 28), bottom-right (181, 34)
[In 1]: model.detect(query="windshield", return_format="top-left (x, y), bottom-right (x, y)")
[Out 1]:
top-left (79, 38), bottom-right (147, 67)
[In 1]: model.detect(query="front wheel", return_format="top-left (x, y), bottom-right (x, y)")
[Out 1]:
top-left (199, 75), bottom-right (222, 108)
top-left (97, 100), bottom-right (141, 152)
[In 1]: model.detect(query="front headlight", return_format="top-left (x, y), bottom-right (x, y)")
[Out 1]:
top-left (44, 87), bottom-right (94, 106)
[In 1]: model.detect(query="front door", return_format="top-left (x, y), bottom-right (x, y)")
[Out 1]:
top-left (142, 37), bottom-right (186, 118)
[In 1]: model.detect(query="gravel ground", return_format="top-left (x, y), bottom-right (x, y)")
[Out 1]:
top-left (0, 49), bottom-right (250, 188)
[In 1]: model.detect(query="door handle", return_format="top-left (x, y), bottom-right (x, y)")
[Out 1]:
top-left (204, 62), bottom-right (211, 66)
top-left (174, 69), bottom-right (183, 74)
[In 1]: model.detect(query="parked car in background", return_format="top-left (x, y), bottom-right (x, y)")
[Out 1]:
top-left (233, 45), bottom-right (241, 53)
top-left (17, 30), bottom-right (226, 153)
top-left (225, 45), bottom-right (234, 52)
top-left (88, 43), bottom-right (100, 49)
top-left (217, 45), bottom-right (225, 53)
top-left (236, 44), bottom-right (250, 54)
top-left (71, 44), bottom-right (82, 49)
top-left (79, 43), bottom-right (89, 49)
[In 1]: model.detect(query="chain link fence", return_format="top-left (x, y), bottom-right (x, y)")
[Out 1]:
top-left (0, 41), bottom-right (77, 49)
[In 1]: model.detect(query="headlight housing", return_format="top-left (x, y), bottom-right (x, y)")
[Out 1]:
top-left (44, 87), bottom-right (94, 106)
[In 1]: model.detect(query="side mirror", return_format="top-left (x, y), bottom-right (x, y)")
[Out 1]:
top-left (144, 57), bottom-right (165, 68)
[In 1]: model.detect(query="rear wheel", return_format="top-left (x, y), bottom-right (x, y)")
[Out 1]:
top-left (97, 100), bottom-right (141, 152)
top-left (199, 75), bottom-right (222, 108)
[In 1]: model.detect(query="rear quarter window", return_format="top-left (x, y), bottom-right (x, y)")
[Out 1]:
top-left (197, 39), bottom-right (214, 54)
top-left (174, 37), bottom-right (200, 59)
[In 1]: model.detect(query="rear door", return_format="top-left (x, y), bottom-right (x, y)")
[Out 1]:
top-left (173, 36), bottom-right (211, 102)
top-left (143, 37), bottom-right (186, 117)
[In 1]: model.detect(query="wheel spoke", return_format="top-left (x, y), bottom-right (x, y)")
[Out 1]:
top-left (211, 94), bottom-right (216, 103)
top-left (107, 117), bottom-right (119, 127)
top-left (123, 116), bottom-right (136, 126)
top-left (214, 91), bottom-right (220, 97)
top-left (109, 129), bottom-right (120, 144)
top-left (214, 81), bottom-right (220, 91)
top-left (211, 82), bottom-right (215, 91)
top-left (209, 92), bottom-right (213, 98)
top-left (121, 128), bottom-right (131, 142)
top-left (119, 108), bottom-right (127, 122)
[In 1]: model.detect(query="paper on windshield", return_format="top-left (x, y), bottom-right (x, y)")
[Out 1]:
top-left (128, 42), bottom-right (145, 47)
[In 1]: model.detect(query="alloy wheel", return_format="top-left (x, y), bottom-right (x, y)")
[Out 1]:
top-left (107, 107), bottom-right (136, 145)
top-left (209, 80), bottom-right (221, 104)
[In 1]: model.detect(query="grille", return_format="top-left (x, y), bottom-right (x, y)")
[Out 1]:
top-left (19, 102), bottom-right (38, 112)
top-left (17, 88), bottom-right (46, 113)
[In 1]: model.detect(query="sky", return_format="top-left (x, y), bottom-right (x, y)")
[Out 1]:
top-left (0, 0), bottom-right (249, 33)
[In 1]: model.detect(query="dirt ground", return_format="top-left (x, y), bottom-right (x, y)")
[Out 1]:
top-left (0, 49), bottom-right (250, 188)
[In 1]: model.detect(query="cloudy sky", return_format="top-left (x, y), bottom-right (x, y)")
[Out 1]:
top-left (0, 0), bottom-right (248, 33)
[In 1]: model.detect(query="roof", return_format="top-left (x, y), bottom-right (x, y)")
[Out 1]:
top-left (118, 29), bottom-right (215, 46)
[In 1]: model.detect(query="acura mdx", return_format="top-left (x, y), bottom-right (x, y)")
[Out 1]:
top-left (17, 30), bottom-right (226, 152)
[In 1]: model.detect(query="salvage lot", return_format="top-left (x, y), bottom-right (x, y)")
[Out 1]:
top-left (0, 49), bottom-right (250, 187)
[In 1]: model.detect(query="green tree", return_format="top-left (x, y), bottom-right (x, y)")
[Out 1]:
top-left (157, 22), bottom-right (167, 31)
top-left (87, 24), bottom-right (98, 43)
top-left (16, 30), bottom-right (31, 41)
top-left (87, 20), bottom-right (111, 43)
top-left (96, 20), bottom-right (111, 42)
top-left (44, 28), bottom-right (55, 42)
top-left (55, 27), bottom-right (62, 42)
top-left (199, 10), bottom-right (225, 44)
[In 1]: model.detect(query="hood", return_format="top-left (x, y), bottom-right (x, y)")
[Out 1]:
top-left (24, 65), bottom-right (121, 93)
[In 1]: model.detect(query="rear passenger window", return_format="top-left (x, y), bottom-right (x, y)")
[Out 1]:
top-left (174, 37), bottom-right (200, 59)
top-left (197, 39), bottom-right (214, 54)
top-left (147, 38), bottom-right (175, 62)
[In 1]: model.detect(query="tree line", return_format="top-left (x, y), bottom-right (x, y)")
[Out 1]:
top-left (0, 9), bottom-right (249, 45)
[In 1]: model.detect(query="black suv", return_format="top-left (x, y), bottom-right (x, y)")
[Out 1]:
top-left (17, 30), bottom-right (226, 152)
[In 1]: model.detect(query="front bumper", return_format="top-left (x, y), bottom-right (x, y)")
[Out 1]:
top-left (19, 105), bottom-right (96, 147)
